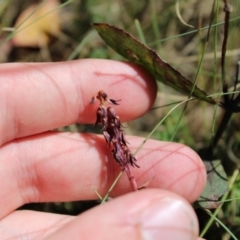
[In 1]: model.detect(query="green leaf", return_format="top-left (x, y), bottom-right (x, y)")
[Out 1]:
top-left (93, 23), bottom-right (216, 105)
top-left (197, 160), bottom-right (229, 209)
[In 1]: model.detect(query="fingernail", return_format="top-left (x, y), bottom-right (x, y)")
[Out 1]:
top-left (139, 197), bottom-right (198, 240)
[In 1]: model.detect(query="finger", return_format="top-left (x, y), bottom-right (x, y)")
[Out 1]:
top-left (0, 191), bottom-right (205, 240)
top-left (45, 189), bottom-right (199, 240)
top-left (0, 190), bottom-right (200, 240)
top-left (0, 210), bottom-right (74, 239)
top-left (0, 60), bottom-right (156, 145)
top-left (0, 132), bottom-right (206, 218)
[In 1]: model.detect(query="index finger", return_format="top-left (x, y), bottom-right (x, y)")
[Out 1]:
top-left (0, 59), bottom-right (156, 145)
top-left (0, 132), bottom-right (206, 219)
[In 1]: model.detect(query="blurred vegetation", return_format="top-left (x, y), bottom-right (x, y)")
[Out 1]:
top-left (1, 0), bottom-right (240, 239)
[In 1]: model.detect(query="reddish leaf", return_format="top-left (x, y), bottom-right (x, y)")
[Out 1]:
top-left (93, 23), bottom-right (216, 105)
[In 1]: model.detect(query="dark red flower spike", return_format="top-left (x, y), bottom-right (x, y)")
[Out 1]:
top-left (90, 90), bottom-right (139, 191)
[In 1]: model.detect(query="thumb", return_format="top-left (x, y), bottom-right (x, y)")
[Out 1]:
top-left (45, 189), bottom-right (200, 240)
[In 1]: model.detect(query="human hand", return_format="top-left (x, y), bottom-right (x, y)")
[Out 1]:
top-left (0, 60), bottom-right (206, 240)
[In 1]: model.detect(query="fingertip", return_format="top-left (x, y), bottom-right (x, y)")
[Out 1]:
top-left (80, 59), bottom-right (157, 122)
top-left (119, 140), bottom-right (207, 203)
top-left (175, 144), bottom-right (207, 202)
top-left (45, 189), bottom-right (199, 240)
top-left (138, 190), bottom-right (199, 240)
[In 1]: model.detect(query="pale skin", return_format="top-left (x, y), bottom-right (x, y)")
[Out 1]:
top-left (0, 59), bottom-right (206, 240)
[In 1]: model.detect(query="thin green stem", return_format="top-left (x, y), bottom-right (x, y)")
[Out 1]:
top-left (101, 171), bottom-right (123, 204)
top-left (134, 19), bottom-right (146, 45)
top-left (149, 15), bottom-right (240, 45)
top-left (170, 2), bottom-right (215, 141)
